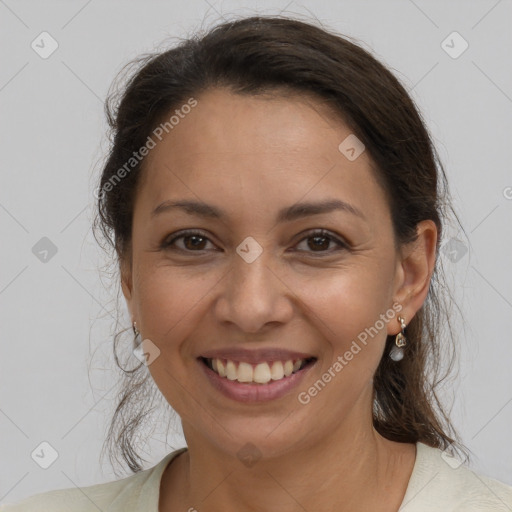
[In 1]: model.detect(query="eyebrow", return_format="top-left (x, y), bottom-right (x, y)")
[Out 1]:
top-left (151, 198), bottom-right (366, 222)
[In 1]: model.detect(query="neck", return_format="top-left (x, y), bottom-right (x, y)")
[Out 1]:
top-left (160, 419), bottom-right (416, 512)
top-left (160, 430), bottom-right (415, 512)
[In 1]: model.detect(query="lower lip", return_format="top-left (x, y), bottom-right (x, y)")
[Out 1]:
top-left (198, 359), bottom-right (316, 403)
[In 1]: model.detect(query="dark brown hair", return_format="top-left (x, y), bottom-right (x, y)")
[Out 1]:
top-left (93, 14), bottom-right (467, 474)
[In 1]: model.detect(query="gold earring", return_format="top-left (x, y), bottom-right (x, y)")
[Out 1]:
top-left (390, 315), bottom-right (407, 361)
top-left (133, 321), bottom-right (139, 337)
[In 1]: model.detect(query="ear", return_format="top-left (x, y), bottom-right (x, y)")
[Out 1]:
top-left (120, 255), bottom-right (135, 320)
top-left (388, 220), bottom-right (438, 335)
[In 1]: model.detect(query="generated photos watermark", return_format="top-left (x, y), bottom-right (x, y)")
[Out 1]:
top-left (297, 302), bottom-right (403, 405)
top-left (95, 97), bottom-right (198, 200)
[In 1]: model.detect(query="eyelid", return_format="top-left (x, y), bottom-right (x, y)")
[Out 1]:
top-left (162, 229), bottom-right (216, 251)
top-left (161, 228), bottom-right (349, 254)
top-left (291, 229), bottom-right (348, 254)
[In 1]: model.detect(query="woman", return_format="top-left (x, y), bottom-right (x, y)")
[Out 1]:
top-left (2, 15), bottom-right (511, 512)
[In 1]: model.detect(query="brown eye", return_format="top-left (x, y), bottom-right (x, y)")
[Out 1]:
top-left (294, 229), bottom-right (347, 254)
top-left (161, 230), bottom-right (214, 252)
top-left (161, 228), bottom-right (348, 256)
top-left (181, 234), bottom-right (208, 250)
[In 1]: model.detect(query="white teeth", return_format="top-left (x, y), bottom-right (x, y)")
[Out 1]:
top-left (270, 361), bottom-right (284, 380)
top-left (217, 359), bottom-right (226, 377)
top-left (253, 362), bottom-right (272, 384)
top-left (207, 357), bottom-right (310, 384)
top-left (237, 362), bottom-right (253, 383)
top-left (226, 360), bottom-right (237, 380)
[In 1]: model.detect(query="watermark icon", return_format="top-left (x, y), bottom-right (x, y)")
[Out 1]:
top-left (32, 237), bottom-right (58, 263)
top-left (95, 97), bottom-right (198, 200)
top-left (236, 236), bottom-right (263, 263)
top-left (441, 447), bottom-right (464, 469)
top-left (237, 442), bottom-right (262, 468)
top-left (31, 31), bottom-right (59, 59)
top-left (441, 31), bottom-right (469, 59)
top-left (31, 441), bottom-right (59, 469)
top-left (442, 237), bottom-right (468, 263)
top-left (297, 302), bottom-right (402, 405)
top-left (338, 134), bottom-right (365, 161)
top-left (133, 338), bottom-right (161, 366)
top-left (503, 186), bottom-right (512, 200)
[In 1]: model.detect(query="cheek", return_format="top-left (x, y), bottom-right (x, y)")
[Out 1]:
top-left (295, 267), bottom-right (392, 370)
top-left (132, 267), bottom-right (209, 413)
top-left (133, 266), bottom-right (209, 352)
top-left (293, 280), bottom-right (389, 416)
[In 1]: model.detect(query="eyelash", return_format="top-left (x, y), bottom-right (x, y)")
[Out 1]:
top-left (160, 229), bottom-right (348, 256)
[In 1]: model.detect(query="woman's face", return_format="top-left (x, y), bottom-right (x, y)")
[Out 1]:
top-left (122, 88), bottom-right (413, 459)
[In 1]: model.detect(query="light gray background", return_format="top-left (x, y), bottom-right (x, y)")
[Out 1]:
top-left (1, 0), bottom-right (511, 504)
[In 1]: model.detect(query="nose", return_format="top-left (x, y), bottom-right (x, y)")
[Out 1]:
top-left (213, 252), bottom-right (294, 334)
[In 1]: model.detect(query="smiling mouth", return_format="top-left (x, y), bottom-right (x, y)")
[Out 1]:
top-left (199, 356), bottom-right (317, 385)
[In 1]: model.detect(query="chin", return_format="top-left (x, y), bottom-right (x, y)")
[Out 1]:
top-left (189, 412), bottom-right (314, 462)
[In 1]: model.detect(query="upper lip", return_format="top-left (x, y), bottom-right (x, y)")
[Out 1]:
top-left (199, 348), bottom-right (316, 364)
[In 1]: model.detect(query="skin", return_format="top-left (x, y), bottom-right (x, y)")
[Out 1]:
top-left (121, 88), bottom-right (437, 511)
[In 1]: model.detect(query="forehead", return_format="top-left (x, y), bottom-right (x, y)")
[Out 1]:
top-left (149, 88), bottom-right (348, 159)
top-left (136, 88), bottom-right (388, 223)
